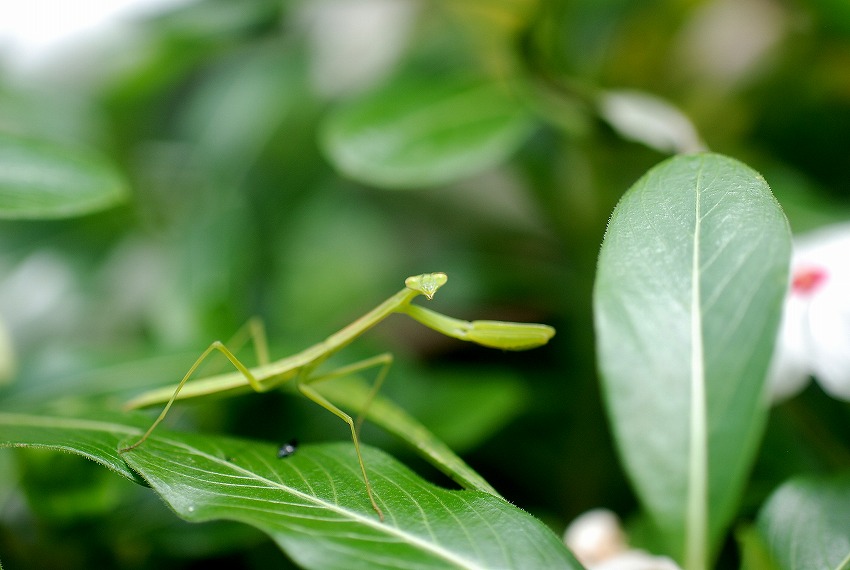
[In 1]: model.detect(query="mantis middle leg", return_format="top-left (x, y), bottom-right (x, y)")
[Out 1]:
top-left (295, 353), bottom-right (393, 521)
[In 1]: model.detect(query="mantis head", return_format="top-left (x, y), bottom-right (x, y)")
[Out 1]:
top-left (405, 272), bottom-right (448, 300)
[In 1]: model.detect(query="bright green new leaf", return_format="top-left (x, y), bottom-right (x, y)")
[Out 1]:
top-left (0, 411), bottom-right (583, 570)
top-left (757, 474), bottom-right (850, 570)
top-left (0, 133), bottom-right (128, 219)
top-left (320, 77), bottom-right (534, 189)
top-left (594, 153), bottom-right (790, 568)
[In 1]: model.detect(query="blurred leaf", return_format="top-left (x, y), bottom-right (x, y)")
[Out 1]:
top-left (272, 189), bottom-right (405, 336)
top-left (0, 88), bottom-right (99, 145)
top-left (594, 153), bottom-right (791, 566)
top-left (403, 369), bottom-right (527, 453)
top-left (16, 448), bottom-right (130, 521)
top-left (147, 0), bottom-right (283, 40)
top-left (756, 474), bottom-right (850, 570)
top-left (758, 163), bottom-right (850, 233)
top-left (317, 376), bottom-right (501, 497)
top-left (320, 76), bottom-right (535, 188)
top-left (0, 133), bottom-right (128, 219)
top-left (736, 524), bottom-right (779, 570)
top-left (808, 0), bottom-right (850, 35)
top-left (441, 0), bottom-right (538, 37)
top-left (179, 47), bottom-right (306, 177)
top-left (439, 0), bottom-right (538, 76)
top-left (0, 410), bottom-right (145, 484)
top-left (0, 317), bottom-right (14, 384)
top-left (0, 410), bottom-right (583, 570)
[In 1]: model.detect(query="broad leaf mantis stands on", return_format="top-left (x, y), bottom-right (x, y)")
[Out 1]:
top-left (121, 273), bottom-right (555, 520)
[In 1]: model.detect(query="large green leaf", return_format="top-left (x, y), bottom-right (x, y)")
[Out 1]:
top-left (594, 153), bottom-right (790, 567)
top-left (0, 133), bottom-right (128, 219)
top-left (757, 474), bottom-right (850, 570)
top-left (320, 77), bottom-right (534, 189)
top-left (0, 410), bottom-right (582, 570)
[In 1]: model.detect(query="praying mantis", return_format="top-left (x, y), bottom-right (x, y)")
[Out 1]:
top-left (120, 272), bottom-right (555, 520)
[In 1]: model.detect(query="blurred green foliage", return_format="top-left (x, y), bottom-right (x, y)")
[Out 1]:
top-left (0, 0), bottom-right (849, 568)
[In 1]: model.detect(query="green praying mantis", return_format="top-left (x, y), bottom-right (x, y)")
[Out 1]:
top-left (121, 272), bottom-right (555, 520)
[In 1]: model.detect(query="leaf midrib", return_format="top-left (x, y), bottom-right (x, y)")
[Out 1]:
top-left (686, 157), bottom-right (708, 570)
top-left (142, 434), bottom-right (492, 570)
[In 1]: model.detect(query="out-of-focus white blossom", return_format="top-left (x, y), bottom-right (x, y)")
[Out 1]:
top-left (768, 223), bottom-right (850, 402)
top-left (0, 251), bottom-right (80, 339)
top-left (564, 509), bottom-right (628, 565)
top-left (299, 0), bottom-right (418, 98)
top-left (673, 0), bottom-right (788, 89)
top-left (598, 90), bottom-right (705, 154)
top-left (564, 509), bottom-right (682, 570)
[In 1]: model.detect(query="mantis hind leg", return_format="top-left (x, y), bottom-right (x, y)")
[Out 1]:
top-left (190, 318), bottom-right (271, 379)
top-left (221, 317), bottom-right (270, 367)
top-left (120, 336), bottom-right (271, 453)
top-left (296, 353), bottom-right (394, 521)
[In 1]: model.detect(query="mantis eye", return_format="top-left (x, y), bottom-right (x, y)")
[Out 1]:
top-left (405, 272), bottom-right (448, 300)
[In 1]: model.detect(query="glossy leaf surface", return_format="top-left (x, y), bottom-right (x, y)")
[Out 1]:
top-left (594, 153), bottom-right (791, 566)
top-left (321, 77), bottom-right (534, 189)
top-left (0, 410), bottom-right (583, 570)
top-left (0, 134), bottom-right (127, 219)
top-left (757, 474), bottom-right (850, 570)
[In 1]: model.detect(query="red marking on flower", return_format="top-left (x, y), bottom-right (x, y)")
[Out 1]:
top-left (792, 266), bottom-right (828, 296)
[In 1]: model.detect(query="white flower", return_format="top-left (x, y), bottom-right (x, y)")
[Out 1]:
top-left (564, 509), bottom-right (682, 570)
top-left (298, 0), bottom-right (418, 98)
top-left (768, 223), bottom-right (850, 402)
top-left (564, 509), bottom-right (628, 565)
